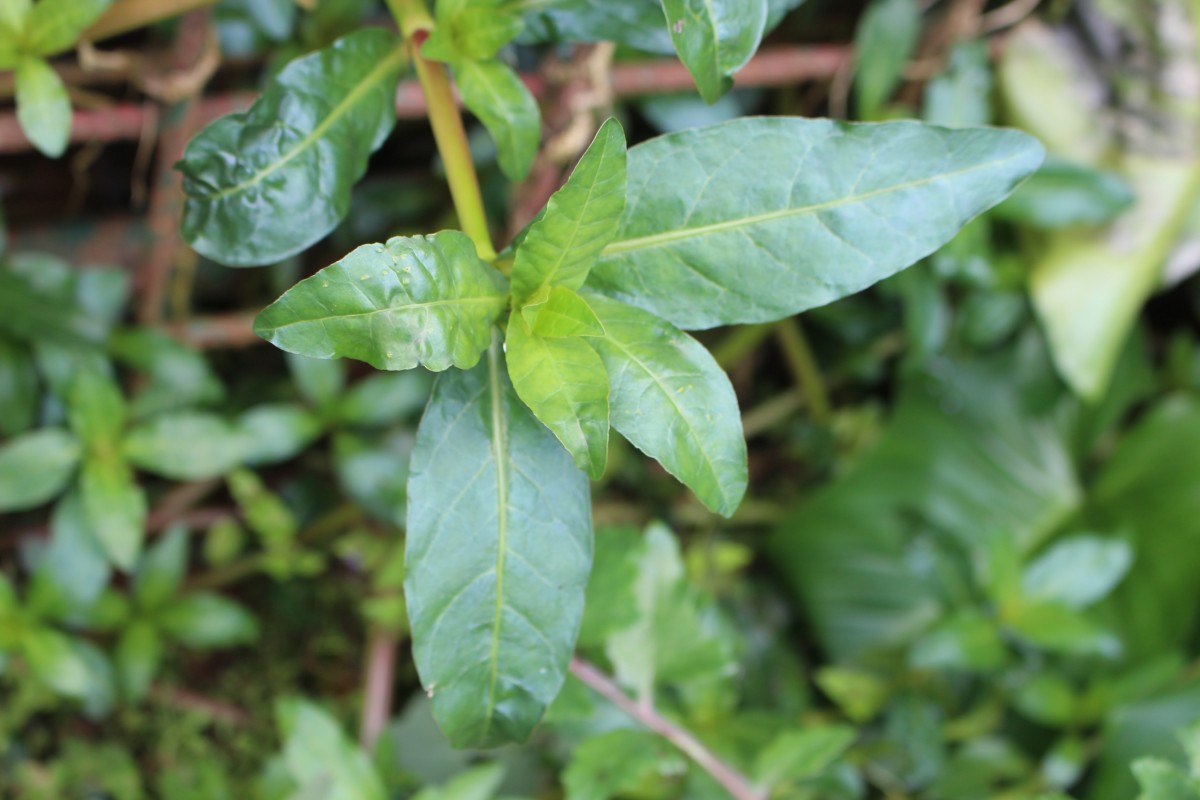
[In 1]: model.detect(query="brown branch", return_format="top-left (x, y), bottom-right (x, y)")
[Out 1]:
top-left (147, 683), bottom-right (251, 726)
top-left (359, 629), bottom-right (399, 749)
top-left (569, 657), bottom-right (765, 800)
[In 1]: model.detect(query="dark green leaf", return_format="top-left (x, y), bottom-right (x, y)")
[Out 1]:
top-left (333, 430), bottom-right (411, 526)
top-left (662, 0), bottom-right (767, 103)
top-left (80, 455), bottom-right (147, 571)
top-left (588, 117), bottom-right (1044, 329)
top-left (578, 526), bottom-right (642, 647)
top-left (178, 29), bottom-right (407, 266)
top-left (423, 0), bottom-right (524, 63)
top-left (455, 58), bottom-right (540, 182)
top-left (15, 56), bottom-right (71, 158)
top-left (405, 343), bottom-right (592, 747)
top-left (505, 314), bottom-right (609, 478)
top-left (255, 231), bottom-right (508, 371)
top-left (995, 157), bottom-right (1136, 228)
top-left (0, 336), bottom-right (38, 436)
top-left (908, 611), bottom-right (1007, 672)
top-left (511, 117), bottom-right (626, 305)
top-left (854, 0), bottom-right (921, 119)
top-left (122, 411), bottom-right (247, 480)
top-left (563, 729), bottom-right (685, 800)
top-left (587, 294), bottom-right (746, 516)
top-left (1012, 672), bottom-right (1077, 727)
top-left (21, 0), bottom-right (111, 55)
top-left (520, 0), bottom-right (674, 54)
top-left (134, 525), bottom-right (189, 609)
top-left (110, 328), bottom-right (225, 417)
top-left (159, 592), bottom-right (259, 648)
top-left (0, 428), bottom-right (80, 511)
top-left (27, 490), bottom-right (111, 619)
top-left (275, 697), bottom-right (388, 800)
top-left (115, 620), bottom-right (163, 702)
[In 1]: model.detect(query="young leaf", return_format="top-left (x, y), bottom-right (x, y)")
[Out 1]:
top-left (525, 285), bottom-right (605, 338)
top-left (405, 342), bottom-right (592, 747)
top-left (255, 231), bottom-right (508, 371)
top-left (505, 314), bottom-right (610, 479)
top-left (15, 56), bottom-right (71, 158)
top-left (662, 0), bottom-right (768, 104)
top-left (21, 627), bottom-right (97, 698)
top-left (588, 117), bottom-right (1044, 329)
top-left (511, 117), bottom-right (626, 304)
top-left (0, 428), bottom-right (80, 512)
top-left (67, 369), bottom-right (125, 448)
top-left (159, 592), bottom-right (259, 648)
top-left (21, 0), bottom-right (111, 55)
top-left (854, 0), bottom-right (921, 119)
top-left (422, 0), bottom-right (523, 63)
top-left (115, 620), bottom-right (163, 702)
top-left (454, 58), bottom-right (540, 182)
top-left (80, 455), bottom-right (147, 571)
top-left (178, 29), bottom-right (407, 266)
top-left (587, 294), bottom-right (746, 517)
top-left (275, 698), bottom-right (388, 800)
top-left (122, 412), bottom-right (247, 480)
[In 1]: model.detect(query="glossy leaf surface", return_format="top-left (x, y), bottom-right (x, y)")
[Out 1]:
top-left (526, 285), bottom-right (605, 337)
top-left (505, 314), bottom-right (609, 478)
top-left (255, 231), bottom-right (508, 371)
top-left (661, 0), bottom-right (767, 103)
top-left (15, 56), bottom-right (70, 158)
top-left (178, 29), bottom-right (407, 266)
top-left (455, 58), bottom-right (540, 182)
top-left (511, 118), bottom-right (626, 304)
top-left (587, 295), bottom-right (745, 516)
top-left (588, 117), bottom-right (1044, 329)
top-left (405, 345), bottom-right (592, 747)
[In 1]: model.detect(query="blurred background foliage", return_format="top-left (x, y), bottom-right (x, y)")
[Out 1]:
top-left (3, 0), bottom-right (1200, 798)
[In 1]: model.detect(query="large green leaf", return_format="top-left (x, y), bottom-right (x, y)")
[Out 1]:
top-left (255, 231), bottom-right (508, 371)
top-left (178, 29), bottom-right (407, 266)
top-left (454, 58), bottom-right (540, 182)
top-left (21, 0), bottom-right (111, 55)
top-left (15, 56), bottom-right (71, 158)
top-left (511, 118), bottom-right (626, 305)
top-left (586, 294), bottom-right (746, 516)
top-left (0, 428), bottom-right (80, 511)
top-left (405, 342), bottom-right (592, 747)
top-left (587, 117), bottom-right (1044, 329)
top-left (662, 0), bottom-right (767, 103)
top-left (505, 314), bottom-right (609, 478)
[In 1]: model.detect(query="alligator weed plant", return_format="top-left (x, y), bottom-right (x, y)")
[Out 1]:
top-left (174, 0), bottom-right (1043, 749)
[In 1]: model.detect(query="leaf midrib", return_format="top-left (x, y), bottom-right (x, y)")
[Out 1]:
top-left (265, 295), bottom-right (506, 331)
top-left (480, 337), bottom-right (509, 741)
top-left (194, 45), bottom-right (407, 203)
top-left (601, 152), bottom-right (1023, 256)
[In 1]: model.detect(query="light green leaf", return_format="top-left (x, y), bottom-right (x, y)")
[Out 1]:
top-left (521, 0), bottom-right (674, 54)
top-left (455, 57), bottom-right (540, 182)
top-left (178, 29), bottom-right (407, 266)
top-left (412, 763), bottom-right (506, 800)
top-left (275, 698), bottom-right (388, 800)
top-left (21, 627), bottom-right (95, 698)
top-left (336, 370), bottom-right (433, 427)
top-left (755, 725), bottom-right (857, 788)
top-left (995, 157), bottom-right (1135, 228)
top-left (237, 403), bottom-right (324, 466)
top-left (22, 0), bottom-right (111, 55)
top-left (587, 294), bottom-right (746, 516)
top-left (67, 369), bottom-right (125, 448)
top-left (505, 314), bottom-right (609, 478)
top-left (588, 117), bottom-right (1044, 329)
top-left (524, 286), bottom-right (605, 338)
top-left (0, 336), bottom-right (38, 436)
top-left (405, 342), bottom-right (592, 747)
top-left (134, 525), bottom-right (189, 609)
top-left (27, 490), bottom-right (111, 618)
top-left (423, 0), bottom-right (523, 63)
top-left (0, 428), bottom-right (80, 511)
top-left (1012, 672), bottom-right (1077, 727)
top-left (255, 231), bottom-right (508, 371)
top-left (123, 411), bottom-right (247, 480)
top-left (1022, 535), bottom-right (1133, 610)
top-left (511, 117), bottom-right (626, 304)
top-left (854, 0), bottom-right (921, 119)
top-left (1005, 600), bottom-right (1120, 658)
top-left (1134, 759), bottom-right (1200, 800)
top-left (662, 0), bottom-right (767, 104)
top-left (15, 56), bottom-right (71, 158)
top-left (0, 0), bottom-right (30, 32)
top-left (159, 592), bottom-right (259, 648)
top-left (923, 41), bottom-right (991, 129)
top-left (80, 455), bottom-right (147, 571)
top-left (564, 729), bottom-right (685, 800)
top-left (578, 526), bottom-right (642, 647)
top-left (115, 620), bottom-right (163, 701)
top-left (109, 327), bottom-right (226, 418)
top-left (908, 610), bottom-right (1007, 672)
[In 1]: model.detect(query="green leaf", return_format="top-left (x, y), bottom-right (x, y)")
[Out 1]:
top-left (1005, 600), bottom-right (1120, 658)
top-left (122, 411), bottom-right (247, 480)
top-left (511, 118), bottom-right (626, 305)
top-left (21, 0), bottom-right (111, 55)
top-left (115, 620), bottom-right (163, 702)
top-left (525, 286), bottom-right (605, 338)
top-left (505, 314), bottom-right (609, 478)
top-left (67, 369), bottom-right (126, 448)
top-left (908, 611), bottom-right (1007, 673)
top-left (1012, 672), bottom-right (1077, 727)
top-left (661, 0), bottom-right (767, 104)
top-left (336, 370), bottom-right (433, 427)
top-left (587, 117), bottom-right (1044, 329)
top-left (411, 763), bottom-right (506, 800)
top-left (333, 431), bottom-right (411, 526)
top-left (1134, 759), bottom-right (1200, 800)
top-left (15, 56), bottom-right (71, 158)
top-left (1022, 535), bottom-right (1133, 610)
top-left (854, 0), bottom-right (921, 119)
top-left (27, 491), bottom-right (110, 621)
top-left (80, 455), bottom-right (147, 571)
top-left (159, 592), bottom-right (259, 648)
top-left (923, 41), bottom-right (992, 129)
top-left (0, 428), bottom-right (80, 511)
top-left (587, 294), bottom-right (746, 516)
top-left (423, 0), bottom-right (523, 63)
top-left (754, 725), bottom-right (857, 788)
top-left (236, 403), bottom-right (324, 466)
top-left (134, 525), bottom-right (189, 609)
top-left (455, 58), bottom-right (540, 182)
top-left (275, 698), bottom-right (388, 800)
top-left (109, 328), bottom-right (225, 417)
top-left (0, 0), bottom-right (30, 32)
top-left (287, 352), bottom-right (346, 409)
top-left (21, 627), bottom-right (97, 699)
top-left (0, 336), bottom-right (38, 436)
top-left (254, 231), bottom-right (508, 371)
top-left (405, 342), bottom-right (592, 747)
top-left (178, 29), bottom-right (407, 266)
top-left (563, 729), bottom-right (685, 800)
top-left (577, 526), bottom-right (642, 647)
top-left (521, 0), bottom-right (674, 54)
top-left (995, 157), bottom-right (1135, 228)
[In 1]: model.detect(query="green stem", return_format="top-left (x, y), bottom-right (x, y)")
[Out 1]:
top-left (774, 317), bottom-right (831, 425)
top-left (386, 0), bottom-right (496, 261)
top-left (712, 323), bottom-right (773, 370)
